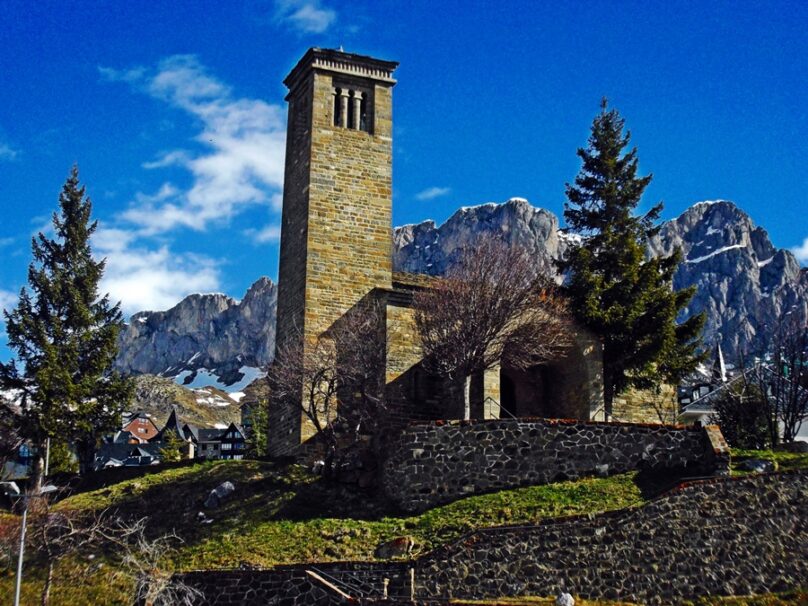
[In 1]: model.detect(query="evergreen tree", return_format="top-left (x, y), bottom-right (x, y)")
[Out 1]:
top-left (245, 399), bottom-right (268, 458)
top-left (158, 430), bottom-right (186, 463)
top-left (0, 167), bottom-right (132, 482)
top-left (560, 100), bottom-right (705, 417)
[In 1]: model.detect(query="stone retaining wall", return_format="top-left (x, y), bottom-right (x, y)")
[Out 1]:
top-left (175, 561), bottom-right (410, 606)
top-left (382, 418), bottom-right (730, 512)
top-left (175, 472), bottom-right (806, 605)
top-left (416, 471), bottom-right (808, 604)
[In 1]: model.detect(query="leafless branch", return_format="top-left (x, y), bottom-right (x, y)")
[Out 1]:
top-left (413, 236), bottom-right (572, 412)
top-left (269, 300), bottom-right (388, 471)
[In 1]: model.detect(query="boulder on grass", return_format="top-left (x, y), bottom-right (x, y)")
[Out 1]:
top-left (556, 593), bottom-right (575, 606)
top-left (204, 481), bottom-right (235, 508)
top-left (737, 459), bottom-right (776, 473)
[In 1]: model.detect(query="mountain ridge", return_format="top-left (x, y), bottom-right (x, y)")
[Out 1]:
top-left (115, 199), bottom-right (807, 386)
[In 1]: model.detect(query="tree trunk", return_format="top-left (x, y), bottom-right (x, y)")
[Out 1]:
top-left (603, 372), bottom-right (614, 421)
top-left (463, 375), bottom-right (471, 420)
top-left (31, 448), bottom-right (45, 495)
top-left (41, 561), bottom-right (53, 606)
top-left (77, 438), bottom-right (95, 475)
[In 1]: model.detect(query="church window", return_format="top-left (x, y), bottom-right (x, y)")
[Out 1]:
top-left (333, 83), bottom-right (373, 133)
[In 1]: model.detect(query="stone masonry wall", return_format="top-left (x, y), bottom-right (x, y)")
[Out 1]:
top-left (416, 471), bottom-right (808, 604)
top-left (175, 562), bottom-right (411, 606)
top-left (176, 472), bottom-right (804, 605)
top-left (382, 419), bottom-right (730, 512)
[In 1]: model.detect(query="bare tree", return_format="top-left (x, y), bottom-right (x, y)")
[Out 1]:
top-left (755, 313), bottom-right (808, 445)
top-left (412, 236), bottom-right (572, 418)
top-left (28, 505), bottom-right (112, 606)
top-left (269, 300), bottom-right (387, 473)
top-left (109, 518), bottom-right (202, 606)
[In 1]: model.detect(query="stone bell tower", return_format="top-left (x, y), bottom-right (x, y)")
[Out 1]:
top-left (270, 48), bottom-right (398, 455)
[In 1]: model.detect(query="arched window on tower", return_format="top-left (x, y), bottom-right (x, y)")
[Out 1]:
top-left (346, 90), bottom-right (356, 130)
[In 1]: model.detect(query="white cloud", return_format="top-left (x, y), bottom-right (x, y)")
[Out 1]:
top-left (416, 186), bottom-right (451, 201)
top-left (102, 55), bottom-right (286, 235)
top-left (93, 55), bottom-right (290, 316)
top-left (245, 223), bottom-right (281, 244)
top-left (791, 237), bottom-right (808, 264)
top-left (95, 228), bottom-right (220, 316)
top-left (0, 142), bottom-right (19, 161)
top-left (0, 289), bottom-right (17, 315)
top-left (274, 0), bottom-right (336, 33)
top-left (0, 237), bottom-right (14, 248)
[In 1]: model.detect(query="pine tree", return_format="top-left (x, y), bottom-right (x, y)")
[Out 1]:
top-left (158, 430), bottom-right (186, 463)
top-left (244, 399), bottom-right (268, 458)
top-left (560, 100), bottom-right (705, 417)
top-left (0, 167), bottom-right (132, 482)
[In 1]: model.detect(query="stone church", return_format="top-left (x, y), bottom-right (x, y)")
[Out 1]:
top-left (269, 48), bottom-right (603, 456)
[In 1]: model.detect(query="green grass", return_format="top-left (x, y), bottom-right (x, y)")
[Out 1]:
top-left (730, 448), bottom-right (808, 474)
top-left (1, 460), bottom-right (643, 604)
top-left (59, 459), bottom-right (644, 567)
top-left (2, 453), bottom-right (806, 605)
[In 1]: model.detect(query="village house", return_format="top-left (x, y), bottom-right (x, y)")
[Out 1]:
top-left (94, 409), bottom-right (247, 470)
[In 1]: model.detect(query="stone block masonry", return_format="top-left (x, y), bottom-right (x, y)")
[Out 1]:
top-left (174, 562), bottom-right (412, 606)
top-left (175, 472), bottom-right (805, 605)
top-left (382, 418), bottom-right (730, 512)
top-left (270, 49), bottom-right (398, 456)
top-left (416, 471), bottom-right (808, 604)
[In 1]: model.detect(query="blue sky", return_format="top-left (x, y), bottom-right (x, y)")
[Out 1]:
top-left (1, 0), bottom-right (806, 346)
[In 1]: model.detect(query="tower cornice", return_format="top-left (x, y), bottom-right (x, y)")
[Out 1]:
top-left (284, 48), bottom-right (398, 95)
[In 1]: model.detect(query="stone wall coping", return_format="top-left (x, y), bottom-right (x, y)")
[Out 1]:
top-left (179, 561), bottom-right (408, 576)
top-left (702, 423), bottom-right (732, 455)
top-left (406, 416), bottom-right (699, 432)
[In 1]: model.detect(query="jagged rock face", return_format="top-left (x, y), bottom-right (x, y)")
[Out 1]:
top-left (115, 199), bottom-right (806, 383)
top-left (647, 200), bottom-right (808, 358)
top-left (394, 198), bottom-right (807, 361)
top-left (394, 198), bottom-right (563, 277)
top-left (115, 277), bottom-right (277, 384)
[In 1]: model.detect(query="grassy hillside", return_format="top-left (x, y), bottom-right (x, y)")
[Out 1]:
top-left (1, 449), bottom-right (805, 604)
top-left (131, 374), bottom-right (241, 428)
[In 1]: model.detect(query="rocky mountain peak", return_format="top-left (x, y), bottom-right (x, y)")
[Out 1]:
top-left (394, 197), bottom-right (561, 276)
top-left (115, 278), bottom-right (277, 387)
top-left (114, 199), bottom-right (806, 387)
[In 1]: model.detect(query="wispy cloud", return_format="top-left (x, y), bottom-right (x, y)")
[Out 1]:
top-left (0, 237), bottom-right (14, 248)
top-left (101, 55), bottom-right (286, 235)
top-left (245, 223), bottom-right (281, 244)
top-left (0, 289), bottom-right (17, 311)
top-left (0, 141), bottom-right (19, 161)
top-left (791, 237), bottom-right (808, 265)
top-left (274, 0), bottom-right (336, 34)
top-left (92, 55), bottom-right (290, 314)
top-left (94, 226), bottom-right (221, 316)
top-left (416, 186), bottom-right (451, 201)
